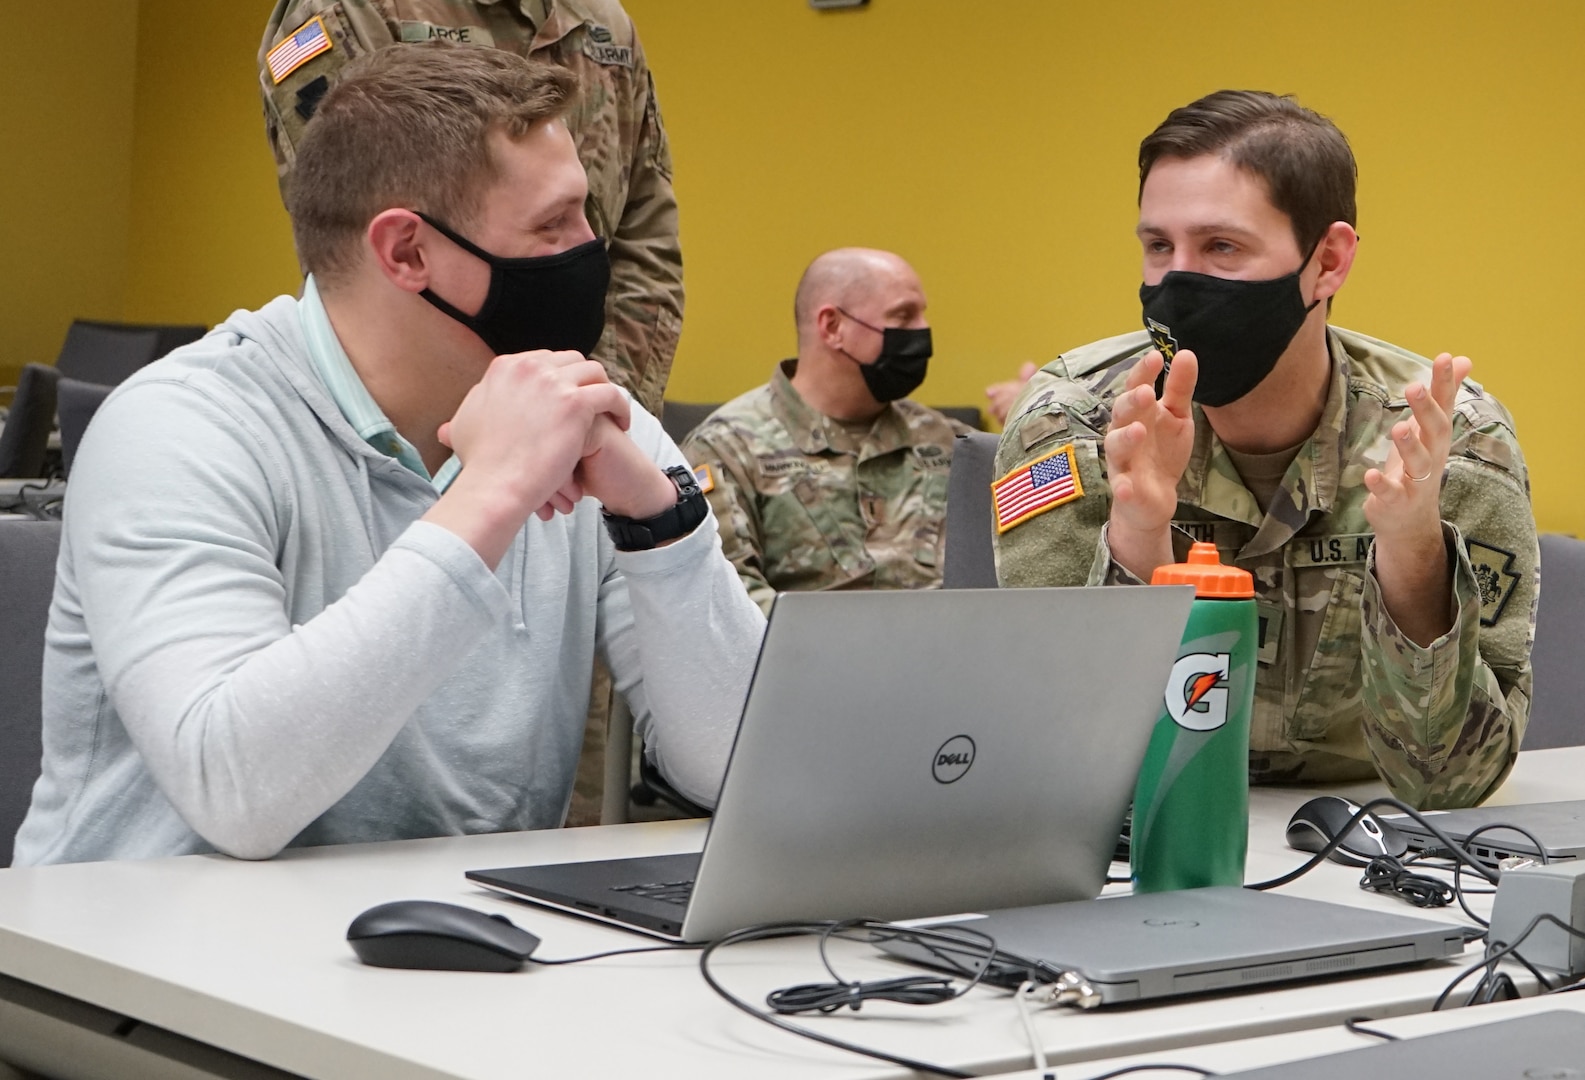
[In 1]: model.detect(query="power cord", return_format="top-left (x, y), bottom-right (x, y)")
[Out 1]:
top-left (1432, 911), bottom-right (1585, 1009)
top-left (1343, 1015), bottom-right (1400, 1042)
top-left (1358, 856), bottom-right (1454, 908)
top-left (699, 919), bottom-right (1010, 1078)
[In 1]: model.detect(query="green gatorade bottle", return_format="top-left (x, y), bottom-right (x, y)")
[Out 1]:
top-left (1130, 542), bottom-right (1258, 893)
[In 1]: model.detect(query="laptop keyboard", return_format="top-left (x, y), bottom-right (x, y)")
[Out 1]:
top-left (610, 879), bottom-right (695, 906)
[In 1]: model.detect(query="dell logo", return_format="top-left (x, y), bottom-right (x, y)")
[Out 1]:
top-left (932, 735), bottom-right (976, 784)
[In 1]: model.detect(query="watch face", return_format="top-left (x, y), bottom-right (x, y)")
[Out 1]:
top-left (665, 464), bottom-right (701, 498)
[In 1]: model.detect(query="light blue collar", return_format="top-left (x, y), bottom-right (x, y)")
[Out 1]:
top-left (299, 276), bottom-right (460, 491)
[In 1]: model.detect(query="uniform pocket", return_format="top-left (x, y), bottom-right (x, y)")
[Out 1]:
top-left (1284, 569), bottom-right (1365, 742)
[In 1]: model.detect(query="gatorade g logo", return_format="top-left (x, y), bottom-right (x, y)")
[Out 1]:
top-left (1165, 653), bottom-right (1230, 732)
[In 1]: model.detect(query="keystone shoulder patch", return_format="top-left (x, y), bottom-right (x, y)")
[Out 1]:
top-left (1466, 540), bottom-right (1520, 627)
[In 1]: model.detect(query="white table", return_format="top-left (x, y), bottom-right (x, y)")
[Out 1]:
top-left (1006, 986), bottom-right (1585, 1078)
top-left (0, 748), bottom-right (1577, 1080)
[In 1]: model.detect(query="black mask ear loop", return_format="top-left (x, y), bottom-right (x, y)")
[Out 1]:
top-left (412, 211), bottom-right (503, 329)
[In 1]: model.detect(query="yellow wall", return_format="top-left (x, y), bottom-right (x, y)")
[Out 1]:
top-left (122, 0), bottom-right (300, 323)
top-left (0, 0), bottom-right (139, 388)
top-left (620, 0), bottom-right (1584, 535)
top-left (15, 1), bottom-right (1582, 534)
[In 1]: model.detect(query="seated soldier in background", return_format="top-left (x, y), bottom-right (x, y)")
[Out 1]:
top-left (683, 248), bottom-right (972, 614)
top-left (13, 44), bottom-right (762, 866)
top-left (994, 90), bottom-right (1536, 810)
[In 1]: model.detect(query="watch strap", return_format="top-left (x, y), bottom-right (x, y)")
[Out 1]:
top-left (602, 465), bottom-right (709, 551)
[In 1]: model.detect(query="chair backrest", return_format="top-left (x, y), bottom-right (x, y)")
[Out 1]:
top-left (153, 324), bottom-right (208, 359)
top-left (935, 405), bottom-right (985, 431)
top-left (0, 520), bottom-right (62, 866)
top-left (942, 430), bottom-right (1002, 589)
top-left (1525, 533), bottom-right (1585, 750)
top-left (56, 377), bottom-right (115, 478)
top-left (0, 364), bottom-right (61, 479)
top-left (658, 401), bottom-right (721, 447)
top-left (55, 320), bottom-right (163, 386)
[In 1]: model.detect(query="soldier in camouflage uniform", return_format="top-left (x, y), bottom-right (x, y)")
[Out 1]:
top-left (995, 92), bottom-right (1537, 810)
top-left (259, 0), bottom-right (680, 413)
top-left (685, 249), bottom-right (972, 615)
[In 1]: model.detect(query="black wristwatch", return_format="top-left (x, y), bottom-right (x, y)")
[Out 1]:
top-left (601, 465), bottom-right (709, 552)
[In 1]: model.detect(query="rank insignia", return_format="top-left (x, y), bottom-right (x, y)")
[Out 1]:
top-left (992, 443), bottom-right (1083, 533)
top-left (1145, 318), bottom-right (1178, 364)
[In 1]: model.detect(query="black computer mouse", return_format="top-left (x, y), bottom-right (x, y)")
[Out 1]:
top-left (346, 900), bottom-right (540, 972)
top-left (1285, 795), bottom-right (1409, 866)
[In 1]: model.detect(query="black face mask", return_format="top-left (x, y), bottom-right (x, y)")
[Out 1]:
top-left (836, 309), bottom-right (933, 402)
top-left (416, 212), bottom-right (610, 357)
top-left (1138, 243), bottom-right (1320, 407)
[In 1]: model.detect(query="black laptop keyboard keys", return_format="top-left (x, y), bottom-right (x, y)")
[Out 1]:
top-left (610, 879), bottom-right (694, 906)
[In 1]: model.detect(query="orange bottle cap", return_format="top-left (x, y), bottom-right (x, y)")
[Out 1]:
top-left (1151, 541), bottom-right (1254, 598)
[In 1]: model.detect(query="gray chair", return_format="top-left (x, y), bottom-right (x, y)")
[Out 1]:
top-left (658, 401), bottom-right (720, 446)
top-left (56, 321), bottom-right (161, 387)
top-left (1524, 533), bottom-right (1585, 750)
top-left (942, 430), bottom-right (1001, 589)
top-left (0, 364), bottom-right (61, 479)
top-left (0, 520), bottom-right (61, 866)
top-left (56, 320), bottom-right (205, 388)
top-left (55, 377), bottom-right (114, 478)
top-left (936, 405), bottom-right (984, 431)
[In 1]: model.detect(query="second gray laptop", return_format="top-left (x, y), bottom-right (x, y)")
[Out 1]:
top-left (469, 585), bottom-right (1193, 941)
top-left (1383, 800), bottom-right (1585, 870)
top-left (878, 886), bottom-right (1466, 1004)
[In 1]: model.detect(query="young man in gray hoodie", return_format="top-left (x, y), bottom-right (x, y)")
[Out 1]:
top-left (13, 43), bottom-right (764, 866)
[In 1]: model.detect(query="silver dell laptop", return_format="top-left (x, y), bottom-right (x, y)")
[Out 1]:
top-left (468, 585), bottom-right (1194, 942)
top-left (876, 886), bottom-right (1466, 1005)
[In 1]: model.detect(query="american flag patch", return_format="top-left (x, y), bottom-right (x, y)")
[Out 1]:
top-left (693, 463), bottom-right (715, 494)
top-left (992, 443), bottom-right (1083, 533)
top-left (267, 16), bottom-right (333, 84)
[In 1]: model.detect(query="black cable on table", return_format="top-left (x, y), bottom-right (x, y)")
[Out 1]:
top-left (1343, 1015), bottom-right (1399, 1041)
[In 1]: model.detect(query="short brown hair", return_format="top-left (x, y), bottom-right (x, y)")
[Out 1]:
top-left (287, 41), bottom-right (578, 282)
top-left (1138, 90), bottom-right (1357, 254)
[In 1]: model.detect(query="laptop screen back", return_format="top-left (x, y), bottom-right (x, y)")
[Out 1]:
top-left (678, 585), bottom-right (1194, 940)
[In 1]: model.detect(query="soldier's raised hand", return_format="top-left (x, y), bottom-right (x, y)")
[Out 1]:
top-left (1362, 353), bottom-right (1470, 541)
top-left (1104, 349), bottom-right (1198, 578)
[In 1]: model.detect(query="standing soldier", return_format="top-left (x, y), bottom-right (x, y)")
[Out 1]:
top-left (259, 0), bottom-right (681, 413)
top-left (684, 248), bottom-right (972, 615)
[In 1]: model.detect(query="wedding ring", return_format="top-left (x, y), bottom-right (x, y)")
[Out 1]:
top-left (1405, 469), bottom-right (1433, 483)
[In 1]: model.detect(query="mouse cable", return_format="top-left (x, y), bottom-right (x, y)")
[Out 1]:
top-left (1068, 1065), bottom-right (1217, 1079)
top-left (526, 941), bottom-right (704, 966)
top-left (699, 918), bottom-right (1070, 1079)
top-left (1247, 797), bottom-right (1499, 893)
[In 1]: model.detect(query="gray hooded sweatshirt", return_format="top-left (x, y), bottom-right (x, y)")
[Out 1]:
top-left (13, 296), bottom-right (763, 865)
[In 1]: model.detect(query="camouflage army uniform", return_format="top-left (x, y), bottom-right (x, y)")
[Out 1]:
top-left (994, 327), bottom-right (1538, 810)
top-left (684, 361), bottom-right (973, 615)
top-left (259, 0), bottom-right (681, 413)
